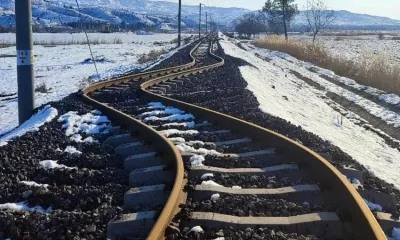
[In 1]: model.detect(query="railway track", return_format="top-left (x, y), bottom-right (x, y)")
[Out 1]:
top-left (82, 36), bottom-right (396, 239)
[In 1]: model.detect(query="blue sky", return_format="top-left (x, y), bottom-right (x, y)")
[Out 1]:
top-left (161, 0), bottom-right (400, 20)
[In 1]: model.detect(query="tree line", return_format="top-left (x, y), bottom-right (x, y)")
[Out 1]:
top-left (235, 0), bottom-right (336, 42)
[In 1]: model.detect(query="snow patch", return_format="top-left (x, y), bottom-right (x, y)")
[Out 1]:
top-left (189, 226), bottom-right (204, 233)
top-left (70, 134), bottom-right (83, 143)
top-left (364, 199), bottom-right (383, 211)
top-left (201, 173), bottom-right (214, 180)
top-left (168, 137), bottom-right (186, 143)
top-left (211, 193), bottom-right (220, 201)
top-left (39, 160), bottom-right (75, 170)
top-left (160, 129), bottom-right (198, 137)
top-left (139, 107), bottom-right (184, 117)
top-left (232, 186), bottom-right (242, 189)
top-left (380, 94), bottom-right (400, 105)
top-left (201, 180), bottom-right (223, 187)
top-left (58, 111), bottom-right (110, 136)
top-left (163, 121), bottom-right (196, 128)
top-left (91, 110), bottom-right (102, 115)
top-left (176, 143), bottom-right (220, 156)
top-left (64, 146), bottom-right (82, 155)
top-left (351, 178), bottom-right (361, 185)
top-left (0, 201), bottom-right (52, 213)
top-left (393, 228), bottom-right (400, 240)
top-left (188, 140), bottom-right (205, 146)
top-left (0, 105), bottom-right (58, 146)
top-left (190, 155), bottom-right (205, 167)
top-left (83, 136), bottom-right (98, 143)
top-left (147, 102), bottom-right (167, 109)
top-left (20, 181), bottom-right (49, 188)
top-left (143, 113), bottom-right (195, 122)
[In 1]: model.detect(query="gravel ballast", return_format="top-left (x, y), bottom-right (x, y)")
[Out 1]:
top-left (162, 41), bottom-right (400, 214)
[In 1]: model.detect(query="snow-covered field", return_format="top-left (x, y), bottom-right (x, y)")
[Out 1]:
top-left (220, 34), bottom-right (400, 190)
top-left (0, 33), bottom-right (192, 135)
top-left (294, 34), bottom-right (400, 66)
top-left (0, 32), bottom-right (181, 45)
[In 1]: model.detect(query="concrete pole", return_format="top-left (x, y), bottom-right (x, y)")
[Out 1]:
top-left (206, 12), bottom-right (208, 34)
top-left (15, 0), bottom-right (35, 124)
top-left (199, 3), bottom-right (201, 39)
top-left (178, 0), bottom-right (182, 47)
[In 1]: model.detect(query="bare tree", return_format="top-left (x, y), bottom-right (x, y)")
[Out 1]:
top-left (262, 0), bottom-right (298, 40)
top-left (305, 0), bottom-right (335, 43)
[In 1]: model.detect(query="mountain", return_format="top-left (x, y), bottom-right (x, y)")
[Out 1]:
top-left (294, 10), bottom-right (400, 30)
top-left (1, 0), bottom-right (399, 31)
top-left (0, 0), bottom-right (249, 29)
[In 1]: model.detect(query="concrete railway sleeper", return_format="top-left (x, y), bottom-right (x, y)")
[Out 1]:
top-left (82, 35), bottom-right (393, 239)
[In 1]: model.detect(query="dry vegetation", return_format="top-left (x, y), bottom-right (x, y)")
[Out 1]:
top-left (35, 82), bottom-right (51, 93)
top-left (254, 36), bottom-right (400, 95)
top-left (137, 49), bottom-right (168, 64)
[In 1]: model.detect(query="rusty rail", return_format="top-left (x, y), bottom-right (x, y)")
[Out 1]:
top-left (83, 37), bottom-right (385, 239)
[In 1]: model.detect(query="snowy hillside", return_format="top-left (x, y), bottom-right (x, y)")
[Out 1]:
top-left (0, 0), bottom-right (248, 28)
top-left (220, 34), bottom-right (400, 191)
top-left (1, 0), bottom-right (400, 30)
top-left (294, 10), bottom-right (400, 29)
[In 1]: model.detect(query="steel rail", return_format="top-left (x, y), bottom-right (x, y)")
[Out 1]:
top-left (83, 38), bottom-right (386, 239)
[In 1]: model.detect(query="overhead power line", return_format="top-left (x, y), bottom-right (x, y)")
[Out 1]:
top-left (74, 0), bottom-right (100, 81)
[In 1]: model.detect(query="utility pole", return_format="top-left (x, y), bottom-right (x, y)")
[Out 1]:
top-left (15, 0), bottom-right (35, 124)
top-left (206, 12), bottom-right (208, 34)
top-left (178, 0), bottom-right (182, 47)
top-left (198, 3), bottom-right (201, 39)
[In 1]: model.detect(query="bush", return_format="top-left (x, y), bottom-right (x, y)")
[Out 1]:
top-left (137, 49), bottom-right (167, 64)
top-left (254, 36), bottom-right (400, 95)
top-left (35, 82), bottom-right (51, 93)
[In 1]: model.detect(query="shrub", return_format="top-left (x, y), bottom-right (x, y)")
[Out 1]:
top-left (254, 36), bottom-right (400, 95)
top-left (137, 49), bottom-right (167, 64)
top-left (35, 82), bottom-right (51, 93)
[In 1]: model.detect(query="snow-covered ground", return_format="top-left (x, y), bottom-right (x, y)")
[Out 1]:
top-left (0, 32), bottom-right (184, 45)
top-left (0, 33), bottom-right (193, 135)
top-left (293, 34), bottom-right (400, 66)
top-left (220, 34), bottom-right (400, 190)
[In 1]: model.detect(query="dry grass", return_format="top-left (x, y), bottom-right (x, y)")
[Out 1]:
top-left (137, 49), bottom-right (167, 64)
top-left (254, 36), bottom-right (400, 95)
top-left (35, 82), bottom-right (51, 93)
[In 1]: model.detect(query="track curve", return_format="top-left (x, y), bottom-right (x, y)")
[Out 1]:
top-left (83, 36), bottom-right (386, 239)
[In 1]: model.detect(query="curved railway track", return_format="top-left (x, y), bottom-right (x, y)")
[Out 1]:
top-left (82, 36), bottom-right (390, 239)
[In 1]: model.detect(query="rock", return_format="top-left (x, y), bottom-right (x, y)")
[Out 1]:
top-left (238, 210), bottom-right (246, 217)
top-left (166, 225), bottom-right (180, 235)
top-left (22, 190), bottom-right (32, 199)
top-left (215, 230), bottom-right (224, 237)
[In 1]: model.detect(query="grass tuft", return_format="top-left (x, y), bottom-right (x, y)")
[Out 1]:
top-left (35, 82), bottom-right (51, 93)
top-left (137, 49), bottom-right (167, 64)
top-left (254, 36), bottom-right (400, 95)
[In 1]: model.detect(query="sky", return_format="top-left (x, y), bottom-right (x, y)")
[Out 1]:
top-left (159, 0), bottom-right (400, 20)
